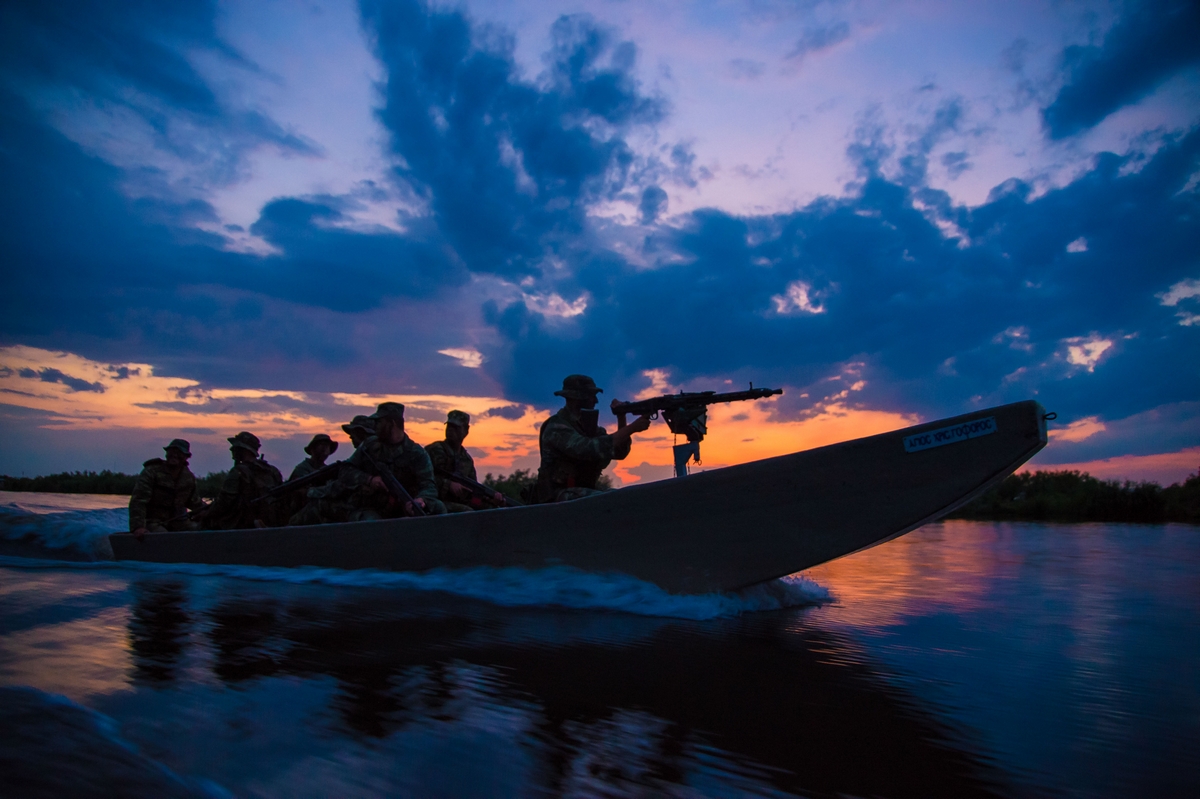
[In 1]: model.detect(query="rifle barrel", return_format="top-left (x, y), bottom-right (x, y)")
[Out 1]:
top-left (434, 466), bottom-right (524, 508)
top-left (360, 450), bottom-right (426, 517)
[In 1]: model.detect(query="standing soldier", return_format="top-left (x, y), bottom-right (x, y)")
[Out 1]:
top-left (198, 432), bottom-right (284, 530)
top-left (425, 410), bottom-right (504, 512)
top-left (128, 439), bottom-right (203, 539)
top-left (534, 375), bottom-right (651, 503)
top-left (341, 416), bottom-right (375, 449)
top-left (337, 402), bottom-right (446, 519)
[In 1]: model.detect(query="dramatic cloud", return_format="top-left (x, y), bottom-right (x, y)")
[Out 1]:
top-left (0, 0), bottom-right (1197, 481)
top-left (1042, 0), bottom-right (1200, 138)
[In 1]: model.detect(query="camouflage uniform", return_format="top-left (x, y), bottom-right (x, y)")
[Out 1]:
top-left (128, 439), bottom-right (202, 532)
top-left (201, 432), bottom-right (285, 530)
top-left (535, 376), bottom-right (628, 503)
top-left (425, 410), bottom-right (477, 513)
top-left (337, 403), bottom-right (446, 520)
top-left (282, 434), bottom-right (340, 522)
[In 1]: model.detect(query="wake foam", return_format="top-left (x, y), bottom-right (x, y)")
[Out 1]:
top-left (0, 502), bottom-right (124, 560)
top-left (0, 497), bottom-right (831, 619)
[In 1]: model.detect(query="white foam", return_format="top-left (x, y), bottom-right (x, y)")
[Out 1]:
top-left (0, 503), bottom-right (124, 560)
top-left (0, 498), bottom-right (831, 619)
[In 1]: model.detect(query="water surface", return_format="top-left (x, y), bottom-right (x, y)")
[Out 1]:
top-left (1, 493), bottom-right (1196, 797)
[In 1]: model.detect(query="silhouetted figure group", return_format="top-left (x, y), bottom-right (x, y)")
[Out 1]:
top-left (128, 375), bottom-right (653, 534)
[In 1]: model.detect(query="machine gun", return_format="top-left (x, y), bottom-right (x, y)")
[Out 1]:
top-left (433, 466), bottom-right (524, 508)
top-left (360, 449), bottom-right (426, 517)
top-left (611, 385), bottom-right (783, 478)
top-left (250, 460), bottom-right (343, 505)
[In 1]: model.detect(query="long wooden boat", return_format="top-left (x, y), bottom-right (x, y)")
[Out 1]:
top-left (110, 400), bottom-right (1048, 594)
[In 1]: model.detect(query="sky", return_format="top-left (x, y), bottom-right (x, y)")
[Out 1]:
top-left (0, 0), bottom-right (1198, 485)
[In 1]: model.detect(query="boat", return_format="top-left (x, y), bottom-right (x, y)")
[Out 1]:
top-left (109, 400), bottom-right (1049, 594)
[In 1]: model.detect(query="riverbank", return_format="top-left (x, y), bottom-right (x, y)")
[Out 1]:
top-left (950, 469), bottom-right (1200, 523)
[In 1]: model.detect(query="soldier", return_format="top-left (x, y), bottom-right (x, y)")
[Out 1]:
top-left (199, 432), bottom-right (284, 530)
top-left (337, 402), bottom-right (446, 520)
top-left (534, 375), bottom-right (651, 503)
top-left (289, 433), bottom-right (339, 481)
top-left (128, 439), bottom-right (203, 539)
top-left (279, 433), bottom-right (339, 522)
top-left (341, 415), bottom-right (375, 449)
top-left (425, 410), bottom-right (505, 512)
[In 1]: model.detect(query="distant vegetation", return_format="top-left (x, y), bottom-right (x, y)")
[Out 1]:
top-left (1, 469), bottom-right (230, 498)
top-left (951, 470), bottom-right (1200, 524)
top-left (483, 468), bottom-right (612, 502)
top-left (3, 466), bottom-right (1195, 523)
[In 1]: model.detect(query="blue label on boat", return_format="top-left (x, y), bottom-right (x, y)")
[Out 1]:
top-left (904, 416), bottom-right (997, 452)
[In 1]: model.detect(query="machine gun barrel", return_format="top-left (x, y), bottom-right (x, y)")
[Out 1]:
top-left (611, 386), bottom-right (782, 417)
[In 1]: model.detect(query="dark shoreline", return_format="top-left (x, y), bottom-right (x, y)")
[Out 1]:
top-left (4, 468), bottom-right (1199, 525)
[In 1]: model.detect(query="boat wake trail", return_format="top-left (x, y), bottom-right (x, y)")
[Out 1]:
top-left (0, 501), bottom-right (123, 561)
top-left (0, 500), bottom-right (830, 619)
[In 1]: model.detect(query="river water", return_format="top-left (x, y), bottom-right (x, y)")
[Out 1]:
top-left (1, 491), bottom-right (1196, 798)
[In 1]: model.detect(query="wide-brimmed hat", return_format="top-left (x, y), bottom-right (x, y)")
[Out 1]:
top-left (446, 410), bottom-right (470, 428)
top-left (369, 402), bottom-right (406, 422)
top-left (304, 433), bottom-right (339, 456)
top-left (554, 374), bottom-right (604, 399)
top-left (228, 431), bottom-right (261, 453)
top-left (164, 439), bottom-right (192, 457)
top-left (341, 415), bottom-right (375, 435)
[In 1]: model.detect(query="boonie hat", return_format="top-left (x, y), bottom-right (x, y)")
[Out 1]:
top-left (228, 431), bottom-right (261, 453)
top-left (341, 415), bottom-right (375, 435)
top-left (369, 402), bottom-right (406, 422)
top-left (446, 410), bottom-right (470, 428)
top-left (554, 374), bottom-right (604, 399)
top-left (304, 433), bottom-right (339, 455)
top-left (164, 439), bottom-right (192, 457)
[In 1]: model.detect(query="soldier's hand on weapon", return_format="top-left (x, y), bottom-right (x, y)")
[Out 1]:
top-left (449, 480), bottom-right (470, 499)
top-left (368, 475), bottom-right (388, 492)
top-left (628, 414), bottom-right (652, 433)
top-left (132, 526), bottom-right (147, 540)
top-left (405, 497), bottom-right (428, 516)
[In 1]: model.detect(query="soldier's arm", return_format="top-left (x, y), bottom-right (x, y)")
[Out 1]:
top-left (424, 443), bottom-right (451, 497)
top-left (185, 476), bottom-right (202, 511)
top-left (128, 469), bottom-right (153, 531)
top-left (409, 447), bottom-right (440, 501)
top-left (206, 468), bottom-right (243, 517)
top-left (463, 451), bottom-right (478, 482)
top-left (337, 443), bottom-right (376, 491)
top-left (543, 419), bottom-right (617, 463)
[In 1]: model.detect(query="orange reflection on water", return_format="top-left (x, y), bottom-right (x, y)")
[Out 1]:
top-left (0, 570), bottom-right (133, 701)
top-left (802, 521), bottom-right (1004, 628)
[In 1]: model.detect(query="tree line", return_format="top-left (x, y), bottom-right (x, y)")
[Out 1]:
top-left (3, 466), bottom-right (1197, 523)
top-left (949, 469), bottom-right (1200, 523)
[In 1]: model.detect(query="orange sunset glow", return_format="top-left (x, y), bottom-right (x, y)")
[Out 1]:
top-left (1, 344), bottom-right (920, 483)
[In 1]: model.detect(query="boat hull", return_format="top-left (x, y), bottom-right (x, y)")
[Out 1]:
top-left (110, 400), bottom-right (1048, 594)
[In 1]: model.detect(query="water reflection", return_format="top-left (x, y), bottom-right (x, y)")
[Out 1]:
top-left (195, 588), bottom-right (1006, 798)
top-left (128, 581), bottom-right (190, 685)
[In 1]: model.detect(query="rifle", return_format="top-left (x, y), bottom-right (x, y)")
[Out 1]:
top-left (360, 449), bottom-right (426, 517)
top-left (611, 385), bottom-right (783, 478)
top-left (161, 499), bottom-right (212, 526)
top-left (250, 460), bottom-right (343, 505)
top-left (434, 466), bottom-right (524, 508)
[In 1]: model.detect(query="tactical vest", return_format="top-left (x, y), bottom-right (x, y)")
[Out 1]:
top-left (535, 413), bottom-right (606, 502)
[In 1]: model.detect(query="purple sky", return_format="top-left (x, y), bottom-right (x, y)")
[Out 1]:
top-left (1, 0), bottom-right (1198, 482)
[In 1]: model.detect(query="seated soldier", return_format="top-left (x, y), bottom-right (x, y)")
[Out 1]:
top-left (425, 410), bottom-right (505, 512)
top-left (198, 432), bottom-right (284, 530)
top-left (280, 433), bottom-right (339, 521)
top-left (341, 415), bottom-right (375, 449)
top-left (336, 402), bottom-right (446, 520)
top-left (128, 438), bottom-right (203, 539)
top-left (534, 375), bottom-right (651, 503)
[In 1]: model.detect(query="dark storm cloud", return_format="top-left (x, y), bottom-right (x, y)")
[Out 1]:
top-left (480, 124), bottom-right (1200, 434)
top-left (17, 368), bottom-right (105, 393)
top-left (1042, 0), bottom-right (1200, 139)
top-left (360, 0), bottom-right (663, 280)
